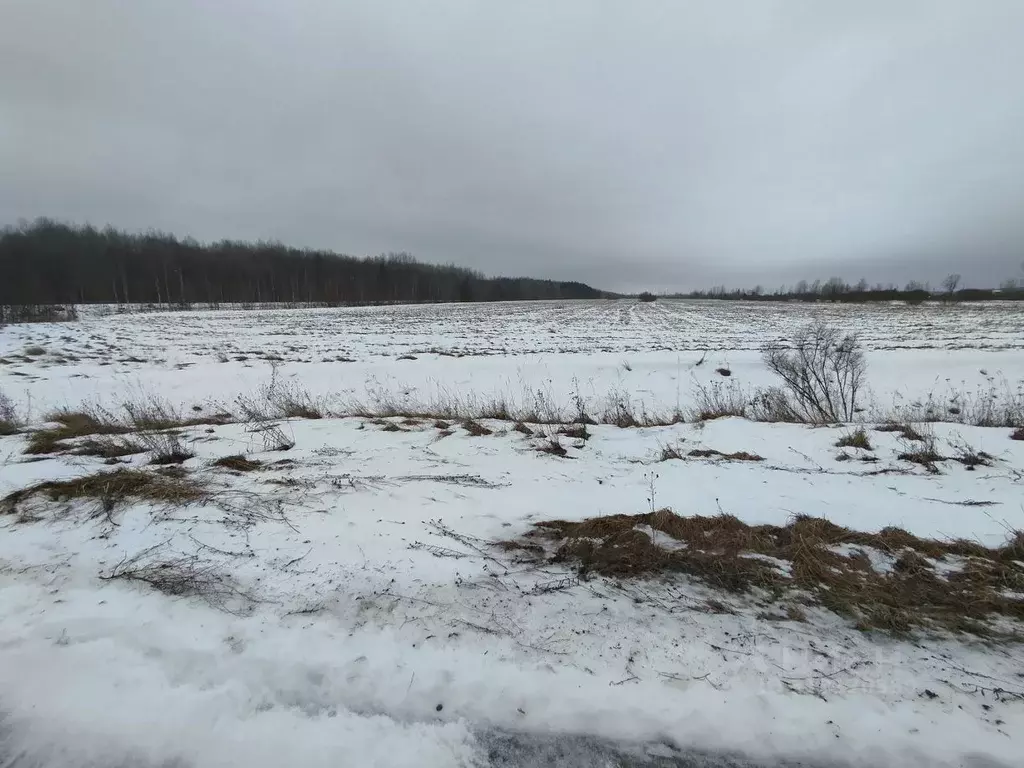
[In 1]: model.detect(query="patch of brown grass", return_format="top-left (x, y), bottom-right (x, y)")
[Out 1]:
top-left (213, 455), bottom-right (263, 472)
top-left (512, 422), bottom-right (533, 435)
top-left (511, 509), bottom-right (1024, 637)
top-left (2, 468), bottom-right (206, 519)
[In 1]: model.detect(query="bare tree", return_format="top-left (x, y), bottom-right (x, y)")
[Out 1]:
top-left (942, 273), bottom-right (961, 295)
top-left (761, 321), bottom-right (866, 423)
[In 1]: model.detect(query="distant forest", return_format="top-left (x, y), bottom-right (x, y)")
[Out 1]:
top-left (0, 220), bottom-right (608, 307)
top-left (665, 274), bottom-right (1024, 303)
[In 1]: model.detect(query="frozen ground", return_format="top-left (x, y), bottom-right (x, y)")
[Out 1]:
top-left (1, 300), bottom-right (1023, 768)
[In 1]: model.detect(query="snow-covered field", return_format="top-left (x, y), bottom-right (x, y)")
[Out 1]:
top-left (1, 299), bottom-right (1022, 422)
top-left (1, 300), bottom-right (1023, 768)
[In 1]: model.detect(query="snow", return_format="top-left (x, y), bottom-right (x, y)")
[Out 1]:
top-left (1, 300), bottom-right (1023, 767)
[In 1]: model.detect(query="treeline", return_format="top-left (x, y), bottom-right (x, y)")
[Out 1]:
top-left (0, 219), bottom-right (608, 307)
top-left (663, 275), bottom-right (1024, 303)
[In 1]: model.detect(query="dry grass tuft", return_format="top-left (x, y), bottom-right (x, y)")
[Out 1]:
top-left (433, 420), bottom-right (451, 430)
top-left (687, 448), bottom-right (764, 461)
top-left (1011, 426), bottom-right (1024, 441)
top-left (462, 420), bottom-right (493, 436)
top-left (213, 455), bottom-right (263, 472)
top-left (512, 422), bottom-right (533, 435)
top-left (510, 509), bottom-right (1024, 637)
top-left (835, 428), bottom-right (872, 450)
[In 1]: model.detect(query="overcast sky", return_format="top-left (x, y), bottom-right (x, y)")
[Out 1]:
top-left (3, 1), bottom-right (1024, 292)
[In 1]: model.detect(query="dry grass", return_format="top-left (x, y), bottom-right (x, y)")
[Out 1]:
top-left (949, 440), bottom-right (994, 470)
top-left (557, 424), bottom-right (591, 440)
top-left (512, 422), bottom-right (533, 435)
top-left (139, 431), bottom-right (195, 465)
top-left (690, 380), bottom-right (748, 421)
top-left (2, 468), bottom-right (206, 521)
top-left (659, 442), bottom-right (686, 461)
top-left (100, 544), bottom-right (251, 613)
top-left (212, 455), bottom-right (263, 472)
top-left (73, 434), bottom-right (146, 459)
top-left (687, 448), bottom-right (764, 461)
top-left (25, 399), bottom-right (227, 456)
top-left (1011, 427), bottom-right (1024, 441)
top-left (462, 420), bottom-right (493, 436)
top-left (876, 422), bottom-right (924, 441)
top-left (537, 436), bottom-right (569, 457)
top-left (897, 440), bottom-right (945, 473)
top-left (25, 408), bottom-right (133, 454)
top-left (506, 510), bottom-right (1024, 637)
top-left (835, 428), bottom-right (872, 450)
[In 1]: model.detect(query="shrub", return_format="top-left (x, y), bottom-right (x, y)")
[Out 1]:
top-left (0, 389), bottom-right (19, 435)
top-left (762, 321), bottom-right (865, 423)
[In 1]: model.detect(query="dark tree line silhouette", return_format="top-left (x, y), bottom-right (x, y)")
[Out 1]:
top-left (661, 274), bottom-right (1024, 303)
top-left (0, 219), bottom-right (608, 308)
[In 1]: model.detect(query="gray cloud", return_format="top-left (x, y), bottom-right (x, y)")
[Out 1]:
top-left (3, 0), bottom-right (1023, 291)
